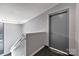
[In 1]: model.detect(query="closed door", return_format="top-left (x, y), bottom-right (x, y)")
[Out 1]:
top-left (49, 10), bottom-right (69, 53)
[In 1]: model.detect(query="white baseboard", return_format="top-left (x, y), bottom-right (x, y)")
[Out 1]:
top-left (49, 47), bottom-right (68, 55)
top-left (30, 46), bottom-right (44, 56)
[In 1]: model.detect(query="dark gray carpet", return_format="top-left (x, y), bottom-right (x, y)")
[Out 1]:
top-left (34, 46), bottom-right (72, 56)
top-left (4, 53), bottom-right (11, 56)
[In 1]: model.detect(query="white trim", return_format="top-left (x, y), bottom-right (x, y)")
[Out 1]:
top-left (49, 47), bottom-right (68, 55)
top-left (30, 46), bottom-right (44, 56)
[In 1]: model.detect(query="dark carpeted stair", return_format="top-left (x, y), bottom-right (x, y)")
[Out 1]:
top-left (34, 46), bottom-right (73, 56)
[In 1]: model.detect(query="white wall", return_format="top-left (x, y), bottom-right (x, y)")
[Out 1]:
top-left (22, 14), bottom-right (48, 55)
top-left (22, 3), bottom-right (76, 55)
top-left (4, 23), bottom-right (22, 54)
top-left (22, 14), bottom-right (47, 33)
top-left (75, 3), bottom-right (79, 55)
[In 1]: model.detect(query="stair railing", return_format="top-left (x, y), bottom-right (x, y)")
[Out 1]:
top-left (10, 34), bottom-right (26, 52)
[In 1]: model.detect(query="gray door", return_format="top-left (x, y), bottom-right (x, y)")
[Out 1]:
top-left (49, 10), bottom-right (69, 53)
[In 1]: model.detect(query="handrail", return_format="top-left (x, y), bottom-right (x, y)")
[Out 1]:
top-left (10, 35), bottom-right (26, 52)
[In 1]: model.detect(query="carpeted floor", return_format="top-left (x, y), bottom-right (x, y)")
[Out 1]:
top-left (34, 46), bottom-right (72, 56)
top-left (4, 53), bottom-right (11, 56)
top-left (2, 46), bottom-right (73, 56)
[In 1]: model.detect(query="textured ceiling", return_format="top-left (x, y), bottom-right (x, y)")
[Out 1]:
top-left (0, 3), bottom-right (57, 24)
